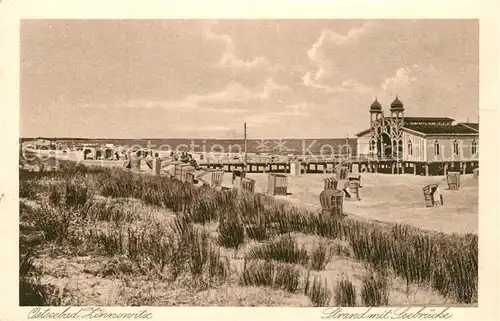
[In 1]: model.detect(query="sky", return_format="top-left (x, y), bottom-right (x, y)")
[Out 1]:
top-left (20, 19), bottom-right (479, 139)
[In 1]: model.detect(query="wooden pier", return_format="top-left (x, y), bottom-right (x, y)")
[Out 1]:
top-left (197, 158), bottom-right (479, 176)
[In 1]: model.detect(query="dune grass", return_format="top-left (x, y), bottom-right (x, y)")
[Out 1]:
top-left (360, 272), bottom-right (389, 306)
top-left (239, 260), bottom-right (302, 294)
top-left (304, 275), bottom-right (331, 307)
top-left (18, 160), bottom-right (478, 305)
top-left (334, 277), bottom-right (357, 307)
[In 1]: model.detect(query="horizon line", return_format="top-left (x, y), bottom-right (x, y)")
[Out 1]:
top-left (20, 136), bottom-right (358, 140)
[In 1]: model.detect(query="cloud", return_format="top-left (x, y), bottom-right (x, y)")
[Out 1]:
top-left (308, 22), bottom-right (374, 55)
top-left (302, 74), bottom-right (374, 95)
top-left (372, 64), bottom-right (446, 106)
top-left (202, 21), bottom-right (273, 72)
top-left (302, 72), bottom-right (336, 92)
top-left (118, 77), bottom-right (290, 111)
top-left (22, 20), bottom-right (478, 138)
top-left (338, 80), bottom-right (374, 95)
top-left (303, 21), bottom-right (374, 91)
top-left (369, 66), bottom-right (427, 105)
top-left (381, 67), bottom-right (418, 91)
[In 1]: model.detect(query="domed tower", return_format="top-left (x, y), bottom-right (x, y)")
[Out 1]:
top-left (370, 97), bottom-right (382, 114)
top-left (369, 98), bottom-right (383, 155)
top-left (390, 96), bottom-right (405, 159)
top-left (370, 98), bottom-right (383, 127)
top-left (390, 96), bottom-right (404, 117)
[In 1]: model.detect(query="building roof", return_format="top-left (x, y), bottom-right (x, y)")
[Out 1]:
top-left (457, 122), bottom-right (479, 132)
top-left (357, 123), bottom-right (479, 137)
top-left (355, 116), bottom-right (458, 137)
top-left (403, 117), bottom-right (455, 122)
top-left (356, 129), bottom-right (372, 137)
top-left (403, 125), bottom-right (479, 135)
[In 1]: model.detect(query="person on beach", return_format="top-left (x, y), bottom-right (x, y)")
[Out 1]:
top-left (189, 157), bottom-right (200, 170)
top-left (180, 152), bottom-right (189, 163)
top-left (341, 180), bottom-right (351, 198)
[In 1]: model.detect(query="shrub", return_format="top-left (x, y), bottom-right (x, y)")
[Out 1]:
top-left (65, 180), bottom-right (90, 207)
top-left (48, 184), bottom-right (62, 205)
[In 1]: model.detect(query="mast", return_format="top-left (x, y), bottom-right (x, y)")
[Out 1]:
top-left (244, 122), bottom-right (248, 170)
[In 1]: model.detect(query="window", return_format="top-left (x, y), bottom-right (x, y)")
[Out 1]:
top-left (407, 140), bottom-right (413, 156)
top-left (434, 140), bottom-right (440, 156)
top-left (472, 139), bottom-right (477, 155)
top-left (453, 140), bottom-right (459, 156)
top-left (369, 140), bottom-right (375, 152)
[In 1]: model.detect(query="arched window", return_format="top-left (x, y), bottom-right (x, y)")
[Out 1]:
top-left (369, 140), bottom-right (376, 152)
top-left (407, 140), bottom-right (413, 156)
top-left (472, 139), bottom-right (477, 155)
top-left (453, 140), bottom-right (459, 155)
top-left (434, 140), bottom-right (440, 156)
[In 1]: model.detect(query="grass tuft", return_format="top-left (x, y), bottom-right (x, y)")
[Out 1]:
top-left (334, 277), bottom-right (357, 307)
top-left (245, 235), bottom-right (309, 266)
top-left (360, 272), bottom-right (389, 307)
top-left (305, 274), bottom-right (331, 307)
top-left (239, 260), bottom-right (302, 294)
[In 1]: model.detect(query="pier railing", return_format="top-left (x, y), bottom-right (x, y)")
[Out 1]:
top-left (198, 154), bottom-right (403, 164)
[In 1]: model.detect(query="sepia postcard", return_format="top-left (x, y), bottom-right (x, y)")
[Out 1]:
top-left (1, 0), bottom-right (499, 320)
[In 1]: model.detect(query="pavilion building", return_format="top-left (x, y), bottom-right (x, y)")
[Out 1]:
top-left (356, 97), bottom-right (479, 175)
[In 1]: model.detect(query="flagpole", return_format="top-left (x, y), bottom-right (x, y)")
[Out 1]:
top-left (244, 122), bottom-right (248, 170)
